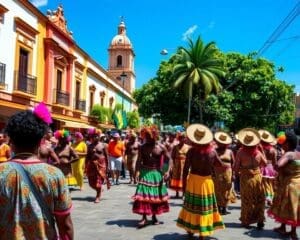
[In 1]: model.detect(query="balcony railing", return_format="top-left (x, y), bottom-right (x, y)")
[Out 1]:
top-left (14, 71), bottom-right (37, 95)
top-left (75, 99), bottom-right (86, 112)
top-left (0, 62), bottom-right (5, 86)
top-left (53, 89), bottom-right (70, 106)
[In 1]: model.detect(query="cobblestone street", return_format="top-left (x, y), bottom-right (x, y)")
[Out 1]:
top-left (71, 179), bottom-right (296, 240)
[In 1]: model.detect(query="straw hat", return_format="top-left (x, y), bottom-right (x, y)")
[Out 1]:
top-left (186, 124), bottom-right (213, 145)
top-left (258, 129), bottom-right (275, 144)
top-left (214, 131), bottom-right (232, 145)
top-left (237, 128), bottom-right (260, 146)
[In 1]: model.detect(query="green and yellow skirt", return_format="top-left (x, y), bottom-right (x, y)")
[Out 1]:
top-left (177, 174), bottom-right (225, 237)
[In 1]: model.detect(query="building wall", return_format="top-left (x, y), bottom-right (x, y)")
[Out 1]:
top-left (0, 0), bottom-right (38, 93)
top-left (0, 1), bottom-right (137, 130)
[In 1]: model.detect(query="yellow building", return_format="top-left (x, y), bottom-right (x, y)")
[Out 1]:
top-left (0, 1), bottom-right (136, 131)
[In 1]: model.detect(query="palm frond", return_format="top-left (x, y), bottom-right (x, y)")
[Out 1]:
top-left (173, 73), bottom-right (189, 88)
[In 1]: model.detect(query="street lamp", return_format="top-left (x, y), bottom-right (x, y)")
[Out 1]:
top-left (160, 49), bottom-right (169, 55)
top-left (160, 48), bottom-right (178, 56)
top-left (120, 71), bottom-right (127, 112)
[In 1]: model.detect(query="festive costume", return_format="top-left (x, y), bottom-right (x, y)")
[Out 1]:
top-left (268, 160), bottom-right (300, 226)
top-left (177, 174), bottom-right (225, 236)
top-left (170, 144), bottom-right (189, 191)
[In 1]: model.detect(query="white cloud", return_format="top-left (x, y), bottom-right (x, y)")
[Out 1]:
top-left (182, 25), bottom-right (198, 41)
top-left (31, 0), bottom-right (48, 8)
top-left (208, 21), bottom-right (215, 29)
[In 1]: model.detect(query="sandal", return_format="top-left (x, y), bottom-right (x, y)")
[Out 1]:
top-left (137, 219), bottom-right (147, 228)
top-left (94, 198), bottom-right (100, 203)
top-left (152, 216), bottom-right (161, 225)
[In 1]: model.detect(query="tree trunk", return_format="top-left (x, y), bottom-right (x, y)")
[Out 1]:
top-left (187, 82), bottom-right (193, 124)
top-left (199, 100), bottom-right (203, 123)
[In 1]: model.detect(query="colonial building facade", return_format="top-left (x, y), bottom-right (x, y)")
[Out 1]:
top-left (0, 0), bottom-right (136, 130)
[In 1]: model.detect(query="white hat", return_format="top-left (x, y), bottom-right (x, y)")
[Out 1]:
top-left (186, 124), bottom-right (213, 145)
top-left (258, 129), bottom-right (275, 144)
top-left (237, 128), bottom-right (260, 146)
top-left (214, 131), bottom-right (232, 145)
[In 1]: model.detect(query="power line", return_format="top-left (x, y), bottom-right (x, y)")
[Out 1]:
top-left (257, 2), bottom-right (300, 57)
top-left (268, 35), bottom-right (300, 43)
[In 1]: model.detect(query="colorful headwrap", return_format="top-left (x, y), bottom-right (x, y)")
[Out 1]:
top-left (277, 131), bottom-right (286, 145)
top-left (74, 131), bottom-right (83, 140)
top-left (140, 125), bottom-right (159, 140)
top-left (87, 128), bottom-right (102, 136)
top-left (54, 129), bottom-right (71, 142)
top-left (32, 102), bottom-right (52, 125)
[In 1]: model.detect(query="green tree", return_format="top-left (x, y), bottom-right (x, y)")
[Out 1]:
top-left (206, 52), bottom-right (295, 132)
top-left (127, 110), bottom-right (140, 129)
top-left (90, 104), bottom-right (113, 123)
top-left (134, 50), bottom-right (295, 132)
top-left (172, 36), bottom-right (225, 123)
top-left (133, 59), bottom-right (187, 125)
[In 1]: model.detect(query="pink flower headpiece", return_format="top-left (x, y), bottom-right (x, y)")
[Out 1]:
top-left (75, 131), bottom-right (83, 140)
top-left (33, 102), bottom-right (52, 125)
top-left (87, 128), bottom-right (102, 136)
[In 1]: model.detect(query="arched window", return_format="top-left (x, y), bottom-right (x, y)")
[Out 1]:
top-left (117, 55), bottom-right (122, 67)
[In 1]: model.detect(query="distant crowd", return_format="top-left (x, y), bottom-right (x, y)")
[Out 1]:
top-left (0, 103), bottom-right (299, 240)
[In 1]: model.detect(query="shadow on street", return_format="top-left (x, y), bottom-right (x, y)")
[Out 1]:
top-left (244, 228), bottom-right (289, 239)
top-left (152, 232), bottom-right (219, 240)
top-left (106, 219), bottom-right (138, 228)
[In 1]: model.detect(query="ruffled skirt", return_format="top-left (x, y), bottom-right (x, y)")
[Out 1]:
top-left (132, 168), bottom-right (169, 215)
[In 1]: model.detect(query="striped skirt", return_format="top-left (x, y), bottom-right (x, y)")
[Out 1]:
top-left (132, 168), bottom-right (169, 215)
top-left (177, 174), bottom-right (225, 237)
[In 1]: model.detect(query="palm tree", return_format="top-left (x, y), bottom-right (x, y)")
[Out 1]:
top-left (172, 36), bottom-right (226, 123)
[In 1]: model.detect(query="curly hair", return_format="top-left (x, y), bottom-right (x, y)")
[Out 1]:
top-left (5, 110), bottom-right (48, 149)
top-left (285, 130), bottom-right (298, 151)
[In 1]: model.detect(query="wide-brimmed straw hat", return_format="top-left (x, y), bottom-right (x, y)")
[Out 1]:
top-left (258, 129), bottom-right (275, 144)
top-left (237, 128), bottom-right (260, 146)
top-left (214, 131), bottom-right (232, 145)
top-left (186, 124), bottom-right (213, 145)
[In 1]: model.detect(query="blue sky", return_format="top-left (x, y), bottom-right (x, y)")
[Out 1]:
top-left (32, 0), bottom-right (300, 93)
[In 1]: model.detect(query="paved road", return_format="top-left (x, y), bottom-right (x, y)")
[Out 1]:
top-left (70, 179), bottom-right (295, 240)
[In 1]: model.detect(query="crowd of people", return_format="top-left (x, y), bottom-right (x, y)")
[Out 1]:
top-left (0, 102), bottom-right (299, 240)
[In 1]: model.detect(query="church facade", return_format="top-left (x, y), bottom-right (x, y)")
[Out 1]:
top-left (0, 0), bottom-right (136, 130)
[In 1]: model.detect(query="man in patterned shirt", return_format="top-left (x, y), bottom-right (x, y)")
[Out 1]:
top-left (0, 104), bottom-right (74, 240)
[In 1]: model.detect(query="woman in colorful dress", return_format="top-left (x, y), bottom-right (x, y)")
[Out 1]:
top-left (258, 129), bottom-right (277, 206)
top-left (0, 102), bottom-right (73, 239)
top-left (234, 128), bottom-right (267, 229)
top-left (213, 131), bottom-right (235, 215)
top-left (169, 132), bottom-right (189, 198)
top-left (177, 124), bottom-right (225, 239)
top-left (132, 125), bottom-right (172, 227)
top-left (54, 130), bottom-right (79, 187)
top-left (86, 128), bottom-right (110, 203)
top-left (72, 132), bottom-right (87, 191)
top-left (268, 131), bottom-right (300, 240)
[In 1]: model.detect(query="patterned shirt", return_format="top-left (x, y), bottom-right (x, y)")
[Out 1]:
top-left (0, 159), bottom-right (72, 240)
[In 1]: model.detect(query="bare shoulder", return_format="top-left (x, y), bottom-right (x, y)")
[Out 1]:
top-left (157, 142), bottom-right (167, 151)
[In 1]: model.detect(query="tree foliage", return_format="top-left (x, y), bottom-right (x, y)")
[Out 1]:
top-left (171, 37), bottom-right (225, 123)
top-left (90, 104), bottom-right (113, 124)
top-left (127, 110), bottom-right (140, 129)
top-left (133, 42), bottom-right (295, 132)
top-left (133, 59), bottom-right (187, 125)
top-left (215, 52), bottom-right (295, 132)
